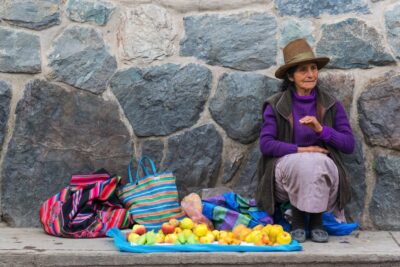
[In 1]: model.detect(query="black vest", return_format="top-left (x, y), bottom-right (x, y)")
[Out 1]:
top-left (255, 87), bottom-right (351, 215)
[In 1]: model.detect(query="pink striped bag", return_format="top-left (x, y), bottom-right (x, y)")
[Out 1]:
top-left (39, 171), bottom-right (131, 238)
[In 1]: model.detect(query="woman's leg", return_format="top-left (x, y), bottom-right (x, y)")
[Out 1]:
top-left (274, 152), bottom-right (339, 242)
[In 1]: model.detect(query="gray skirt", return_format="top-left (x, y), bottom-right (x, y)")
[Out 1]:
top-left (274, 152), bottom-right (339, 214)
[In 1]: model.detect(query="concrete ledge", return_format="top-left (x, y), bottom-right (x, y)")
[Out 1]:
top-left (1, 228), bottom-right (399, 267)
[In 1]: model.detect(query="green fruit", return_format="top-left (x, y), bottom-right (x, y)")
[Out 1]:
top-left (186, 233), bottom-right (199, 244)
top-left (136, 235), bottom-right (147, 245)
top-left (178, 232), bottom-right (187, 244)
top-left (146, 231), bottom-right (157, 245)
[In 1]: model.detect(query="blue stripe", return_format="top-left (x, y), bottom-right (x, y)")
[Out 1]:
top-left (123, 185), bottom-right (178, 202)
top-left (130, 201), bottom-right (181, 213)
top-left (130, 207), bottom-right (181, 217)
top-left (137, 171), bottom-right (174, 181)
top-left (128, 184), bottom-right (177, 198)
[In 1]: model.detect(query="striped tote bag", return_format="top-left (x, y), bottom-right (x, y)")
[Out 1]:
top-left (117, 156), bottom-right (185, 230)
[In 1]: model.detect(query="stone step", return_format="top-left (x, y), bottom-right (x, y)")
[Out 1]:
top-left (0, 228), bottom-right (399, 267)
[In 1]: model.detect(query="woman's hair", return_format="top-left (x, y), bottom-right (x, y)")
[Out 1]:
top-left (279, 66), bottom-right (297, 92)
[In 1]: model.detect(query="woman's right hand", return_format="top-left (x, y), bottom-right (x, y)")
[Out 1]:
top-left (297, 146), bottom-right (329, 154)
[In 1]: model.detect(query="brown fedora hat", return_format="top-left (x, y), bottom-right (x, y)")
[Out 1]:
top-left (275, 38), bottom-right (330, 79)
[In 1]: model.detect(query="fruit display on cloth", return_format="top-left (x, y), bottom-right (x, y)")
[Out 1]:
top-left (126, 219), bottom-right (293, 246)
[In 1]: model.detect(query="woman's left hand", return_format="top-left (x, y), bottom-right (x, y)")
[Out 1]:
top-left (299, 116), bottom-right (323, 133)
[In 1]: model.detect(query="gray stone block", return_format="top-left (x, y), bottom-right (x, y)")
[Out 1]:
top-left (0, 0), bottom-right (61, 30)
top-left (276, 0), bottom-right (369, 18)
top-left (385, 4), bottom-right (400, 58)
top-left (0, 80), bottom-right (133, 227)
top-left (66, 0), bottom-right (115, 26)
top-left (222, 156), bottom-right (243, 184)
top-left (110, 64), bottom-right (212, 137)
top-left (317, 18), bottom-right (395, 69)
top-left (234, 144), bottom-right (261, 199)
top-left (0, 81), bottom-right (11, 147)
top-left (343, 138), bottom-right (366, 223)
top-left (47, 25), bottom-right (117, 94)
top-left (180, 12), bottom-right (277, 71)
top-left (318, 71), bottom-right (355, 114)
top-left (358, 72), bottom-right (400, 150)
top-left (140, 139), bottom-right (164, 172)
top-left (209, 72), bottom-right (280, 144)
top-left (163, 124), bottom-right (223, 198)
top-left (0, 27), bottom-right (41, 73)
top-left (370, 155), bottom-right (400, 230)
top-left (279, 19), bottom-right (315, 48)
top-left (118, 5), bottom-right (176, 64)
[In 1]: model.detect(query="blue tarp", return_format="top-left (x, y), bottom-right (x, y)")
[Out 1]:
top-left (106, 228), bottom-right (302, 253)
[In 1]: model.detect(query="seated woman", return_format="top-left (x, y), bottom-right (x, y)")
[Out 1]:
top-left (256, 38), bottom-right (355, 243)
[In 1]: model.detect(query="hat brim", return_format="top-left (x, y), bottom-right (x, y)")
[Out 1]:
top-left (274, 57), bottom-right (330, 79)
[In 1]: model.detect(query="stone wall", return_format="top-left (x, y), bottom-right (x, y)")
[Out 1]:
top-left (0, 0), bottom-right (398, 230)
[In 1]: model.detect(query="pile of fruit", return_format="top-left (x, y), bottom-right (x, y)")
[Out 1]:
top-left (127, 217), bottom-right (292, 246)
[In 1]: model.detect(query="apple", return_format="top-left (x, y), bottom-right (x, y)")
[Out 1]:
top-left (261, 224), bottom-right (273, 235)
top-left (261, 233), bottom-right (271, 245)
top-left (182, 229), bottom-right (193, 238)
top-left (186, 233), bottom-right (199, 244)
top-left (145, 231), bottom-right (157, 245)
top-left (193, 223), bottom-right (208, 237)
top-left (219, 230), bottom-right (229, 240)
top-left (244, 230), bottom-right (261, 243)
top-left (169, 218), bottom-right (180, 227)
top-left (232, 224), bottom-right (247, 238)
top-left (252, 224), bottom-right (264, 231)
top-left (211, 230), bottom-right (220, 240)
top-left (252, 231), bottom-right (264, 245)
top-left (231, 238), bottom-right (241, 245)
top-left (128, 232), bottom-right (140, 243)
top-left (239, 228), bottom-right (252, 241)
top-left (161, 222), bottom-right (176, 235)
top-left (155, 231), bottom-right (165, 243)
top-left (218, 239), bottom-right (228, 245)
top-left (164, 233), bottom-right (178, 244)
top-left (199, 233), bottom-right (214, 244)
top-left (177, 232), bottom-right (187, 244)
top-left (174, 227), bottom-right (183, 234)
top-left (268, 224), bottom-right (283, 243)
top-left (132, 224), bottom-right (147, 235)
top-left (136, 234), bottom-right (147, 245)
top-left (179, 217), bottom-right (194, 230)
top-left (276, 231), bottom-right (292, 245)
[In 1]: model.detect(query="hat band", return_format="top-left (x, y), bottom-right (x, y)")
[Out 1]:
top-left (285, 51), bottom-right (316, 64)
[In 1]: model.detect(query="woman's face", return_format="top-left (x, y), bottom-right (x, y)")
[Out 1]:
top-left (289, 62), bottom-right (319, 92)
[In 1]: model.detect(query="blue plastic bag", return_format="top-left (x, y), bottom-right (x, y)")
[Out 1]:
top-left (275, 203), bottom-right (358, 236)
top-left (323, 212), bottom-right (358, 236)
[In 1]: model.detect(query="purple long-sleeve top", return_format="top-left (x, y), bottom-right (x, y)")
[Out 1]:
top-left (260, 89), bottom-right (355, 157)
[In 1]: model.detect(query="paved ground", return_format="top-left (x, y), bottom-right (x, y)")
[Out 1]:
top-left (0, 228), bottom-right (399, 266)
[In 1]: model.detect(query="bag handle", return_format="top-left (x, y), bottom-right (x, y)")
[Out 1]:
top-left (128, 157), bottom-right (140, 184)
top-left (135, 156), bottom-right (158, 182)
top-left (128, 156), bottom-right (153, 184)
